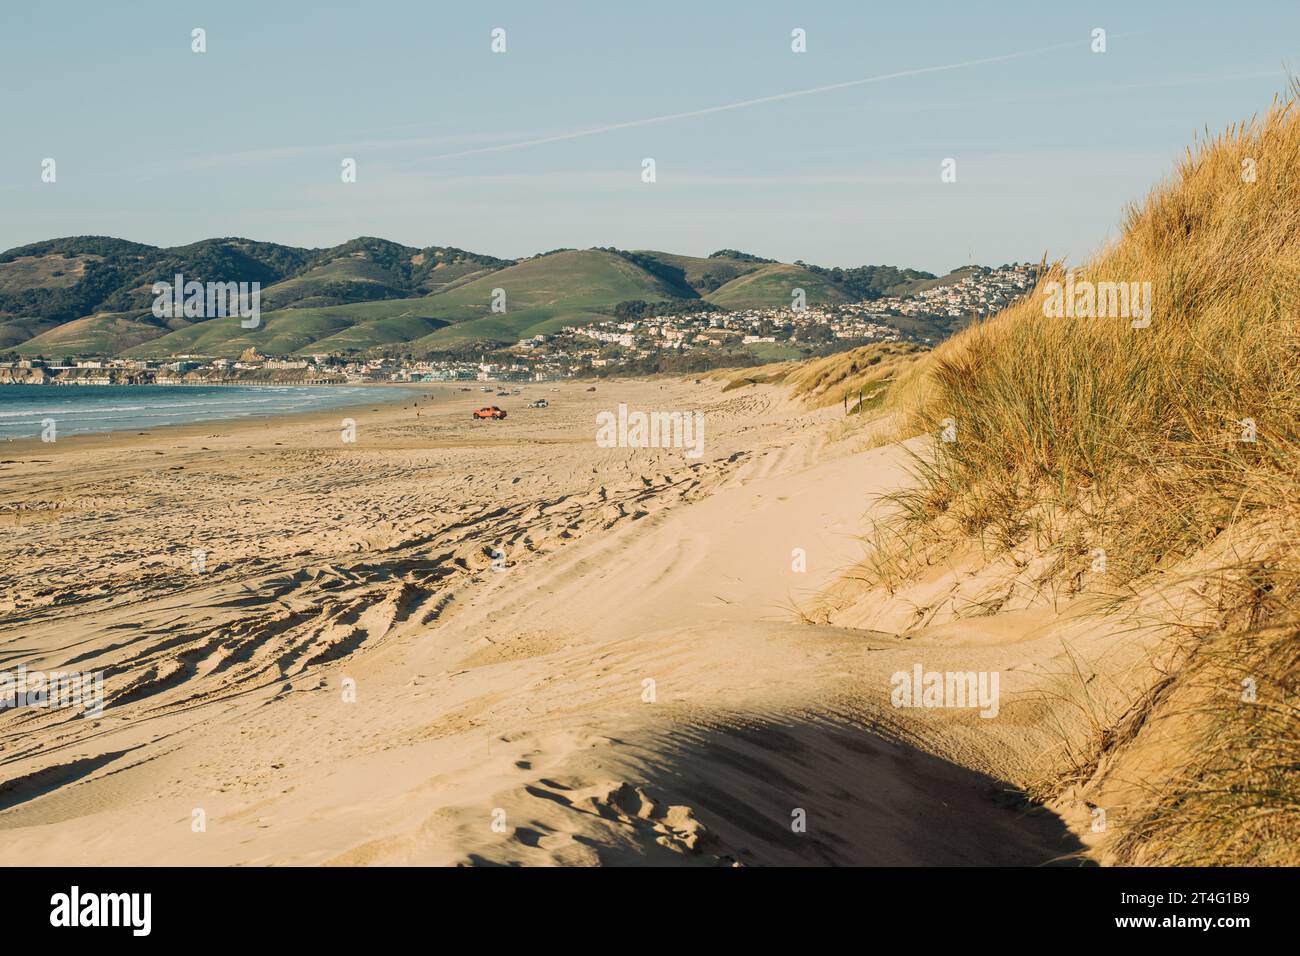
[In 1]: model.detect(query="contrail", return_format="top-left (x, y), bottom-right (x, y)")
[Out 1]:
top-left (422, 36), bottom-right (1105, 162)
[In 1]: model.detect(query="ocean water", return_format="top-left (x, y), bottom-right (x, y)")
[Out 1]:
top-left (0, 384), bottom-right (416, 440)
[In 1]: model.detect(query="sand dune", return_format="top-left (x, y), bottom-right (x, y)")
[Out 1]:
top-left (0, 377), bottom-right (1142, 864)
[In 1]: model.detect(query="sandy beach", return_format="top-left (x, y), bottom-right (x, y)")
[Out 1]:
top-left (0, 376), bottom-right (1179, 864)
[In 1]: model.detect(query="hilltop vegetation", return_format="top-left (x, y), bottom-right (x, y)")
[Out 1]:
top-left (257, 238), bottom-right (510, 310)
top-left (703, 262), bottom-right (854, 310)
top-left (794, 261), bottom-right (936, 300)
top-left (0, 234), bottom-right (956, 359)
top-left (405, 249), bottom-right (686, 349)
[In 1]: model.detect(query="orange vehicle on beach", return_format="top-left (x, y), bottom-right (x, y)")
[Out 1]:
top-left (472, 406), bottom-right (507, 420)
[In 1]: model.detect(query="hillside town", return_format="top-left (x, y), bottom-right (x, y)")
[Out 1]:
top-left (569, 262), bottom-right (1039, 354)
top-left (0, 263), bottom-right (1039, 386)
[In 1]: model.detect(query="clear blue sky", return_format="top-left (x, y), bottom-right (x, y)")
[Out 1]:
top-left (1, 0), bottom-right (1295, 273)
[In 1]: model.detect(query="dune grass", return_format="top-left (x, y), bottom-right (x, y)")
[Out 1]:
top-left (1110, 620), bottom-right (1299, 865)
top-left (719, 341), bottom-right (928, 412)
top-left (880, 90), bottom-right (1299, 865)
top-left (889, 91), bottom-right (1298, 602)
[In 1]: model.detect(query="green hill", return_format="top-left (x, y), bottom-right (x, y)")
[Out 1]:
top-left (259, 237), bottom-right (510, 310)
top-left (0, 236), bottom-right (311, 353)
top-left (407, 249), bottom-right (684, 349)
top-left (14, 312), bottom-right (170, 357)
top-left (0, 237), bottom-right (158, 347)
top-left (120, 298), bottom-right (446, 358)
top-left (705, 263), bottom-right (854, 310)
top-left (0, 235), bottom-right (958, 358)
top-left (630, 250), bottom-right (764, 295)
top-left (884, 264), bottom-right (983, 297)
top-left (110, 238), bottom-right (316, 312)
top-left (114, 249), bottom-right (675, 357)
top-left (0, 235), bottom-right (510, 356)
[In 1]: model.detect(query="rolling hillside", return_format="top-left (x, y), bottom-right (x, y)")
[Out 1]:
top-left (0, 237), bottom-right (157, 348)
top-left (114, 249), bottom-right (680, 358)
top-left (258, 237), bottom-right (510, 310)
top-left (14, 312), bottom-right (171, 357)
top-left (409, 249), bottom-right (684, 349)
top-left (1, 234), bottom-right (955, 358)
top-left (627, 250), bottom-right (766, 294)
top-left (884, 264), bottom-right (984, 297)
top-left (704, 262), bottom-right (855, 310)
top-left (120, 299), bottom-right (449, 359)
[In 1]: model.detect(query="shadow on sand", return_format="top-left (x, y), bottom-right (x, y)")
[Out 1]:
top-left (479, 709), bottom-right (1093, 867)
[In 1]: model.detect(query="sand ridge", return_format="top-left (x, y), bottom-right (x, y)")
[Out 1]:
top-left (0, 377), bottom-right (1117, 865)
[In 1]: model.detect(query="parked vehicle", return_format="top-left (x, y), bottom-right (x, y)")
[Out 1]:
top-left (472, 406), bottom-right (507, 420)
top-left (527, 399), bottom-right (548, 408)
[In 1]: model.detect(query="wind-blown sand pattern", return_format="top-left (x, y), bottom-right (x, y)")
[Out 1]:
top-left (0, 378), bottom-right (1168, 864)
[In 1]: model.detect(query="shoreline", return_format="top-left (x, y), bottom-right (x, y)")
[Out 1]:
top-left (0, 380), bottom-right (436, 386)
top-left (0, 381), bottom-right (441, 453)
